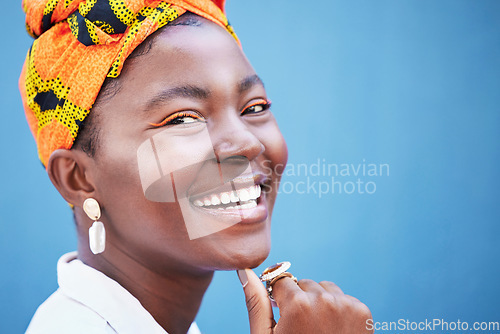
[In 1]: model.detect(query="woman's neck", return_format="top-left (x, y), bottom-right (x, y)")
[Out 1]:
top-left (78, 240), bottom-right (214, 334)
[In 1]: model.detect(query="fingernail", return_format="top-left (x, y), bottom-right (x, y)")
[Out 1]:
top-left (237, 269), bottom-right (248, 288)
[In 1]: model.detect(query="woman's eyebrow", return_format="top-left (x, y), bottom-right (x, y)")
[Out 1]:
top-left (142, 76), bottom-right (264, 113)
top-left (238, 74), bottom-right (265, 93)
top-left (143, 85), bottom-right (210, 112)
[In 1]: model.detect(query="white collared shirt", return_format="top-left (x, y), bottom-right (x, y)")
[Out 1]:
top-left (26, 252), bottom-right (201, 334)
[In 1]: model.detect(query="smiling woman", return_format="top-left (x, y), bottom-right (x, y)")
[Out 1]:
top-left (20, 1), bottom-right (372, 333)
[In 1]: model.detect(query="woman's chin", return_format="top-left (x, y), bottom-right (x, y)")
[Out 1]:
top-left (235, 251), bottom-right (270, 270)
top-left (208, 244), bottom-right (270, 272)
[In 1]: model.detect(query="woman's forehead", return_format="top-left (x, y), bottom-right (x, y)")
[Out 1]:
top-left (94, 18), bottom-right (261, 126)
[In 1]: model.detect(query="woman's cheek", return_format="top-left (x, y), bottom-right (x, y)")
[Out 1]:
top-left (262, 122), bottom-right (288, 173)
top-left (136, 124), bottom-right (215, 202)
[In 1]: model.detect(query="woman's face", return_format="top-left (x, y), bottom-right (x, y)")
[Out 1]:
top-left (89, 17), bottom-right (288, 273)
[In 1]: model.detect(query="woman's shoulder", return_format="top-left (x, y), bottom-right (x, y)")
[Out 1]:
top-left (26, 289), bottom-right (116, 334)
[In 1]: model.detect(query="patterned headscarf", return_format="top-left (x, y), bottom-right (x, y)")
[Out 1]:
top-left (19, 0), bottom-right (238, 166)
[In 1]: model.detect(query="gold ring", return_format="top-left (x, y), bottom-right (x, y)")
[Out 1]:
top-left (269, 272), bottom-right (298, 287)
top-left (260, 261), bottom-right (297, 301)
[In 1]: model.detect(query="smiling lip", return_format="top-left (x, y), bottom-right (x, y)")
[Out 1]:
top-left (188, 173), bottom-right (269, 224)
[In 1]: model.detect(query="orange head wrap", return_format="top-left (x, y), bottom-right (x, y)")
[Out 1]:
top-left (19, 0), bottom-right (238, 166)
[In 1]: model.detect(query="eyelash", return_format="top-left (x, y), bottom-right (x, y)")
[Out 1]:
top-left (149, 99), bottom-right (271, 128)
top-left (149, 111), bottom-right (203, 127)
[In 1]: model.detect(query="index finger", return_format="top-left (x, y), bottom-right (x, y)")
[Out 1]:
top-left (271, 276), bottom-right (304, 309)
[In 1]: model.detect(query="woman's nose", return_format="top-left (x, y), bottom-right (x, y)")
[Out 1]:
top-left (210, 116), bottom-right (265, 163)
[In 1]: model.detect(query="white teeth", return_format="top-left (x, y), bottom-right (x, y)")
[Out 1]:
top-left (248, 186), bottom-right (257, 200)
top-left (220, 192), bottom-right (231, 204)
top-left (211, 195), bottom-right (221, 206)
top-left (193, 184), bottom-right (262, 209)
top-left (239, 189), bottom-right (250, 202)
top-left (240, 199), bottom-right (257, 209)
top-left (230, 191), bottom-right (239, 203)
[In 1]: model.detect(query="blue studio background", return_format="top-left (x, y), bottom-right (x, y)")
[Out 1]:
top-left (1, 1), bottom-right (499, 333)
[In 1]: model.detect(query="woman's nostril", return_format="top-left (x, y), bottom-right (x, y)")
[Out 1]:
top-left (213, 132), bottom-right (264, 162)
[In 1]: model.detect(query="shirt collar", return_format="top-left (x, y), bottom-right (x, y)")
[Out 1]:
top-left (57, 252), bottom-right (200, 334)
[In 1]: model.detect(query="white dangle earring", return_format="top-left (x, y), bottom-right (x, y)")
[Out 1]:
top-left (83, 198), bottom-right (106, 255)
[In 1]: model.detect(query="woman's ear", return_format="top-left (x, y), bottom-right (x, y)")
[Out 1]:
top-left (46, 149), bottom-right (96, 206)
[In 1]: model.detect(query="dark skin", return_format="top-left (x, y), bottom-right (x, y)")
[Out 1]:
top-left (47, 16), bottom-right (372, 334)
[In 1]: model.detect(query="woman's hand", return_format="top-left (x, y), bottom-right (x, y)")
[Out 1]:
top-left (237, 269), bottom-right (373, 334)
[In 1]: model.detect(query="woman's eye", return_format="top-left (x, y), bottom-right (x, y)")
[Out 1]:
top-left (150, 112), bottom-right (205, 128)
top-left (241, 99), bottom-right (271, 116)
top-left (169, 116), bottom-right (199, 125)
